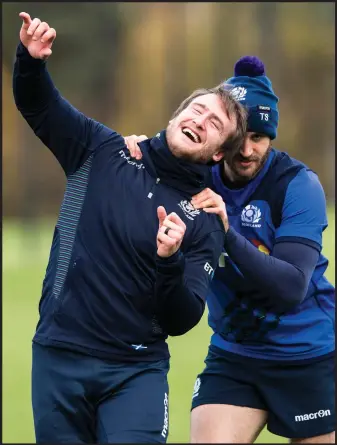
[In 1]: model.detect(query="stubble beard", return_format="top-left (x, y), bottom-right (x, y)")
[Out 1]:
top-left (166, 124), bottom-right (215, 164)
top-left (224, 145), bottom-right (272, 184)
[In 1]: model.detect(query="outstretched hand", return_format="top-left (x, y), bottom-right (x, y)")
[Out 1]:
top-left (19, 12), bottom-right (56, 60)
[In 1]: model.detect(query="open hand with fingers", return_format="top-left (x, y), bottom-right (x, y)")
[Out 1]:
top-left (19, 12), bottom-right (56, 60)
top-left (191, 188), bottom-right (229, 232)
top-left (156, 206), bottom-right (186, 258)
top-left (124, 134), bottom-right (148, 160)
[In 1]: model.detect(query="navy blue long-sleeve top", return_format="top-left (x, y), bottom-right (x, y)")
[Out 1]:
top-left (13, 43), bottom-right (225, 361)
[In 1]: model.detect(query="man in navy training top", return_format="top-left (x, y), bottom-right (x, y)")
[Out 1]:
top-left (125, 57), bottom-right (335, 444)
top-left (13, 12), bottom-right (247, 444)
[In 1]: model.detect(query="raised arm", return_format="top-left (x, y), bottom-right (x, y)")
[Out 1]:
top-left (13, 12), bottom-right (114, 176)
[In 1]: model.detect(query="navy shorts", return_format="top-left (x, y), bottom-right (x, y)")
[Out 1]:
top-left (32, 342), bottom-right (170, 443)
top-left (191, 345), bottom-right (335, 439)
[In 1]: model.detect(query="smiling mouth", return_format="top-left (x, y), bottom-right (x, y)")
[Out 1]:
top-left (182, 127), bottom-right (201, 143)
top-left (239, 160), bottom-right (253, 166)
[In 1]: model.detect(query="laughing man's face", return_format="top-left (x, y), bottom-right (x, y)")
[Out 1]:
top-left (166, 94), bottom-right (237, 164)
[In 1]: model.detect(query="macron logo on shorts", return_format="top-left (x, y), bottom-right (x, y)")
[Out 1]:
top-left (161, 393), bottom-right (169, 438)
top-left (295, 409), bottom-right (331, 422)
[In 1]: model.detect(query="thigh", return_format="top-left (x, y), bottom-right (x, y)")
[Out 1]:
top-left (190, 347), bottom-right (268, 443)
top-left (96, 360), bottom-right (169, 444)
top-left (260, 354), bottom-right (335, 440)
top-left (191, 404), bottom-right (267, 443)
top-left (32, 342), bottom-right (96, 443)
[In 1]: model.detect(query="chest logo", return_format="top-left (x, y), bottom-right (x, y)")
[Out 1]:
top-left (119, 149), bottom-right (145, 170)
top-left (178, 200), bottom-right (200, 221)
top-left (241, 204), bottom-right (261, 228)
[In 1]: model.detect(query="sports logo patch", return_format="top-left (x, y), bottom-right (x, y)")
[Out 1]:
top-left (241, 204), bottom-right (261, 228)
top-left (230, 86), bottom-right (247, 101)
top-left (295, 409), bottom-right (331, 422)
top-left (178, 200), bottom-right (200, 221)
top-left (192, 377), bottom-right (201, 399)
top-left (161, 393), bottom-right (169, 438)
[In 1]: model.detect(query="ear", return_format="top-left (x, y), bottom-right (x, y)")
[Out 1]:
top-left (212, 151), bottom-right (225, 163)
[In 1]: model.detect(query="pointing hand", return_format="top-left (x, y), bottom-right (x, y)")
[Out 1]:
top-left (19, 12), bottom-right (56, 60)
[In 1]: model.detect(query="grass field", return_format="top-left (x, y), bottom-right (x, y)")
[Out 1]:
top-left (3, 210), bottom-right (335, 443)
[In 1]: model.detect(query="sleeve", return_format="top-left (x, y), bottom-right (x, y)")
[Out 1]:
top-left (224, 228), bottom-right (319, 312)
top-left (13, 43), bottom-right (121, 176)
top-left (275, 169), bottom-right (328, 251)
top-left (154, 230), bottom-right (224, 336)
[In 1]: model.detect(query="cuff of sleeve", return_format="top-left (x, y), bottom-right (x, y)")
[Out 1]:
top-left (16, 42), bottom-right (46, 67)
top-left (224, 225), bottom-right (237, 246)
top-left (156, 250), bottom-right (185, 273)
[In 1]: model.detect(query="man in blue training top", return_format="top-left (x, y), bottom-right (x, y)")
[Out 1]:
top-left (13, 12), bottom-right (247, 444)
top-left (126, 57), bottom-right (335, 443)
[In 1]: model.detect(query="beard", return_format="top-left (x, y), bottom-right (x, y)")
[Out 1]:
top-left (166, 122), bottom-right (218, 164)
top-left (224, 145), bottom-right (272, 184)
top-left (170, 143), bottom-right (216, 164)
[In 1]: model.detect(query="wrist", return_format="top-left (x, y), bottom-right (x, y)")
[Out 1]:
top-left (156, 249), bottom-right (182, 263)
top-left (224, 225), bottom-right (236, 246)
top-left (156, 250), bottom-right (185, 275)
top-left (17, 41), bottom-right (46, 66)
top-left (219, 211), bottom-right (229, 232)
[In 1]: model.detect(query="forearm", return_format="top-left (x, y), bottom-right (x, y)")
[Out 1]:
top-left (225, 227), bottom-right (318, 311)
top-left (155, 251), bottom-right (205, 336)
top-left (13, 42), bottom-right (103, 175)
top-left (13, 42), bottom-right (59, 115)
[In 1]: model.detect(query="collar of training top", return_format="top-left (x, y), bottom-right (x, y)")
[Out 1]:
top-left (138, 130), bottom-right (212, 197)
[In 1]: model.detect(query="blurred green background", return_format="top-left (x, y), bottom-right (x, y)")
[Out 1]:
top-left (2, 2), bottom-right (335, 443)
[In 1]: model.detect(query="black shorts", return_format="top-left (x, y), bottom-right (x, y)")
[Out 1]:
top-left (32, 342), bottom-right (170, 443)
top-left (191, 345), bottom-right (335, 439)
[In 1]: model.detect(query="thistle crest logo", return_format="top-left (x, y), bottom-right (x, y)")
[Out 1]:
top-left (241, 205), bottom-right (262, 227)
top-left (230, 86), bottom-right (247, 101)
top-left (178, 200), bottom-right (200, 221)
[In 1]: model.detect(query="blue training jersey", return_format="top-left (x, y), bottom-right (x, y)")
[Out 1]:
top-left (208, 149), bottom-right (335, 360)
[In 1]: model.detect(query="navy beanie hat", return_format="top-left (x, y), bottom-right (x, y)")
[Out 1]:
top-left (226, 56), bottom-right (279, 140)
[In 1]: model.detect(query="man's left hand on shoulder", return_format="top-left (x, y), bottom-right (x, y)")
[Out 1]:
top-left (192, 188), bottom-right (229, 232)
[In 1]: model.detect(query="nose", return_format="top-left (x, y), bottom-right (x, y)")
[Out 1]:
top-left (240, 139), bottom-right (254, 158)
top-left (193, 115), bottom-right (206, 129)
